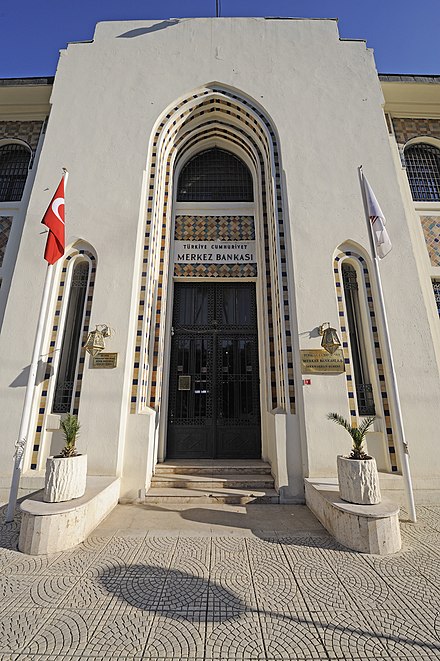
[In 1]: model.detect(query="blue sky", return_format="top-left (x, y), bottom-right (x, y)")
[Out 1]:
top-left (1, 0), bottom-right (439, 78)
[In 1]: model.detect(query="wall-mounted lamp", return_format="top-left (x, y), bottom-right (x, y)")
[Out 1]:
top-left (319, 322), bottom-right (341, 355)
top-left (84, 324), bottom-right (112, 357)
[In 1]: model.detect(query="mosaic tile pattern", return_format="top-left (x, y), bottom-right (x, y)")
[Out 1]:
top-left (173, 215), bottom-right (256, 278)
top-left (0, 216), bottom-right (12, 268)
top-left (174, 263), bottom-right (257, 278)
top-left (1, 503), bottom-right (440, 660)
top-left (131, 88), bottom-right (294, 415)
top-left (392, 117), bottom-right (440, 145)
top-left (30, 249), bottom-right (96, 469)
top-left (174, 215), bottom-right (255, 241)
top-left (420, 216), bottom-right (440, 266)
top-left (334, 251), bottom-right (398, 471)
top-left (0, 120), bottom-right (44, 151)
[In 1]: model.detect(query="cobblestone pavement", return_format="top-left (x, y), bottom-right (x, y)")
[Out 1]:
top-left (1, 504), bottom-right (440, 660)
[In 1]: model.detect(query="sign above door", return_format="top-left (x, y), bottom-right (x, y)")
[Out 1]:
top-left (174, 241), bottom-right (256, 264)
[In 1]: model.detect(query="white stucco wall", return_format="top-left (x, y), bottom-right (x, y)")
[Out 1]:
top-left (1, 18), bottom-right (439, 501)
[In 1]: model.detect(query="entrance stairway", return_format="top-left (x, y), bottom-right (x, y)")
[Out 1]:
top-left (144, 460), bottom-right (279, 505)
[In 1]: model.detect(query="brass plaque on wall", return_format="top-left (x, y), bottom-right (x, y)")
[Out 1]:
top-left (92, 352), bottom-right (118, 369)
top-left (178, 375), bottom-right (191, 390)
top-left (300, 349), bottom-right (345, 374)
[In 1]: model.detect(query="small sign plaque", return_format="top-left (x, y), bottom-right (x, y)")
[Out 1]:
top-left (92, 352), bottom-right (118, 369)
top-left (300, 349), bottom-right (345, 374)
top-left (178, 375), bottom-right (191, 391)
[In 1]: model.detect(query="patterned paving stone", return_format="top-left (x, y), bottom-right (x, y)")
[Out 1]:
top-left (59, 576), bottom-right (123, 609)
top-left (25, 575), bottom-right (79, 608)
top-left (43, 548), bottom-right (99, 575)
top-left (3, 551), bottom-right (59, 574)
top-left (134, 538), bottom-right (177, 567)
top-left (0, 608), bottom-right (54, 653)
top-left (80, 536), bottom-right (113, 552)
top-left (363, 553), bottom-right (440, 611)
top-left (209, 558), bottom-right (256, 610)
top-left (21, 608), bottom-right (105, 656)
top-left (0, 575), bottom-right (37, 611)
top-left (211, 536), bottom-right (248, 558)
top-left (2, 504), bottom-right (440, 659)
top-left (251, 560), bottom-right (308, 614)
top-left (312, 609), bottom-right (390, 659)
top-left (158, 576), bottom-right (209, 612)
top-left (10, 656), bottom-right (145, 661)
top-left (290, 562), bottom-right (356, 612)
top-left (82, 606), bottom-right (155, 657)
top-left (205, 611), bottom-right (265, 659)
top-left (259, 612), bottom-right (326, 660)
top-left (245, 536), bottom-right (283, 559)
top-left (175, 536), bottom-right (211, 555)
top-left (372, 609), bottom-right (440, 659)
top-left (321, 557), bottom-right (396, 611)
top-left (168, 554), bottom-right (210, 580)
top-left (143, 611), bottom-right (206, 658)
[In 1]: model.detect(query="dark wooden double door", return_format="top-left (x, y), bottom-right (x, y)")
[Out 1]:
top-left (167, 282), bottom-right (261, 459)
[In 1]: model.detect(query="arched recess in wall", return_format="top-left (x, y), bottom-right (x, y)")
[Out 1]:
top-left (333, 244), bottom-right (398, 472)
top-left (0, 140), bottom-right (32, 202)
top-left (403, 138), bottom-right (440, 202)
top-left (29, 242), bottom-right (97, 470)
top-left (130, 84), bottom-right (295, 419)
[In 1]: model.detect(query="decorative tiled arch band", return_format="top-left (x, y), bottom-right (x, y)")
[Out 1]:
top-left (30, 249), bottom-right (96, 470)
top-left (334, 250), bottom-right (398, 472)
top-left (131, 88), bottom-right (294, 415)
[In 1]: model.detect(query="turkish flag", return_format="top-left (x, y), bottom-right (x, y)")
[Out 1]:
top-left (41, 175), bottom-right (66, 264)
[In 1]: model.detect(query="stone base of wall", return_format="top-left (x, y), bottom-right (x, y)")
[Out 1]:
top-left (18, 476), bottom-right (120, 555)
top-left (305, 477), bottom-right (401, 555)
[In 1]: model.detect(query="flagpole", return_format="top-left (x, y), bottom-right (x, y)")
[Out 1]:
top-left (5, 168), bottom-right (68, 523)
top-left (358, 166), bottom-right (417, 523)
top-left (5, 263), bottom-right (54, 522)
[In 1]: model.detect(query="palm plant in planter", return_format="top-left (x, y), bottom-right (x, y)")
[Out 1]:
top-left (43, 414), bottom-right (87, 503)
top-left (327, 412), bottom-right (381, 505)
top-left (60, 414), bottom-right (81, 457)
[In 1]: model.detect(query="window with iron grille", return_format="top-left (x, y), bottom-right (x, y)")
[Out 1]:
top-left (53, 261), bottom-right (89, 413)
top-left (0, 144), bottom-right (32, 202)
top-left (177, 148), bottom-right (253, 202)
top-left (432, 280), bottom-right (440, 317)
top-left (342, 263), bottom-right (376, 416)
top-left (404, 143), bottom-right (440, 202)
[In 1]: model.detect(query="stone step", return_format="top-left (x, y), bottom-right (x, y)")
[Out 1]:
top-left (154, 460), bottom-right (272, 476)
top-left (144, 486), bottom-right (280, 505)
top-left (151, 473), bottom-right (275, 490)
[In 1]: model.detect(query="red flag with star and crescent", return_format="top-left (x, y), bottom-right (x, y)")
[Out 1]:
top-left (41, 175), bottom-right (66, 264)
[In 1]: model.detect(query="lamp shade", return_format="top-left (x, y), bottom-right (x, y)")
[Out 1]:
top-left (321, 326), bottom-right (341, 354)
top-left (84, 329), bottom-right (106, 356)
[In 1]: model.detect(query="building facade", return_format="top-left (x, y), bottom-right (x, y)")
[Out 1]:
top-left (0, 18), bottom-right (439, 503)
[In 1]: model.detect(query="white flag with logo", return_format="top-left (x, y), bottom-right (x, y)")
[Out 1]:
top-left (363, 174), bottom-right (392, 259)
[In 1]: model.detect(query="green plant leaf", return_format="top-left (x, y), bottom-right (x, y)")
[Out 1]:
top-left (60, 414), bottom-right (80, 457)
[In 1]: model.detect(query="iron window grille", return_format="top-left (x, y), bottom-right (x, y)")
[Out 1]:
top-left (53, 261), bottom-right (89, 413)
top-left (432, 280), bottom-right (440, 317)
top-left (177, 148), bottom-right (254, 202)
top-left (0, 144), bottom-right (31, 202)
top-left (342, 264), bottom-right (376, 416)
top-left (404, 143), bottom-right (440, 202)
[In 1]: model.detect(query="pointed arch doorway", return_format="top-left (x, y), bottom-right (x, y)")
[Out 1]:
top-left (131, 86), bottom-right (296, 477)
top-left (167, 147), bottom-right (261, 459)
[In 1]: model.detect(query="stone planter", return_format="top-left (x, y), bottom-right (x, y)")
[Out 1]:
top-left (44, 454), bottom-right (87, 503)
top-left (337, 455), bottom-right (381, 505)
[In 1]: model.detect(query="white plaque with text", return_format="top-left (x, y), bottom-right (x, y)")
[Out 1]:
top-left (174, 241), bottom-right (256, 264)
